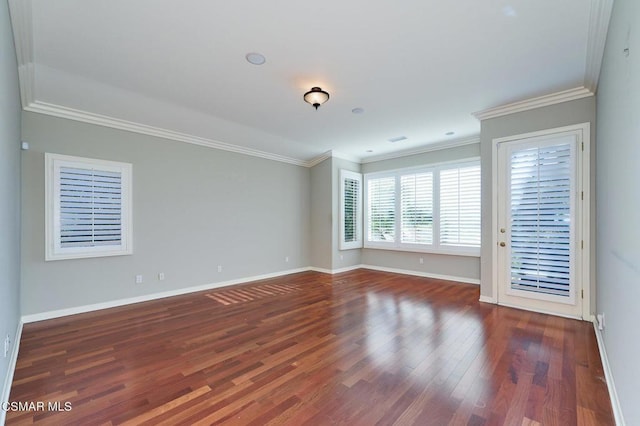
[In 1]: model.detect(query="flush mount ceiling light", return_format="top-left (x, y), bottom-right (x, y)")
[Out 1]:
top-left (303, 87), bottom-right (330, 110)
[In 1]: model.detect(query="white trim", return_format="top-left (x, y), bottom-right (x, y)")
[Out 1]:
top-left (24, 101), bottom-right (309, 167)
top-left (307, 266), bottom-right (334, 274)
top-left (45, 153), bottom-right (134, 261)
top-left (479, 295), bottom-right (497, 304)
top-left (1, 321), bottom-right (23, 426)
top-left (307, 151), bottom-right (333, 167)
top-left (21, 267), bottom-right (310, 323)
top-left (473, 87), bottom-right (594, 121)
top-left (495, 301), bottom-right (582, 320)
top-left (491, 123), bottom-right (592, 320)
top-left (592, 318), bottom-right (626, 426)
top-left (585, 0), bottom-right (615, 92)
top-left (307, 265), bottom-right (363, 275)
top-left (329, 150), bottom-right (361, 164)
top-left (339, 169), bottom-right (363, 250)
top-left (361, 137), bottom-right (480, 164)
top-left (21, 266), bottom-right (480, 323)
top-left (7, 0), bottom-right (35, 108)
top-left (360, 264), bottom-right (480, 285)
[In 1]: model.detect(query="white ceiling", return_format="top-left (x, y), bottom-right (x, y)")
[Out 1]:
top-left (10, 0), bottom-right (610, 165)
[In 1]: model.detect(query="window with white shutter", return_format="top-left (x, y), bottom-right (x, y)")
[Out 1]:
top-left (339, 170), bottom-right (363, 250)
top-left (364, 160), bottom-right (480, 255)
top-left (401, 172), bottom-right (433, 244)
top-left (46, 153), bottom-right (133, 261)
top-left (366, 175), bottom-right (396, 243)
top-left (440, 164), bottom-right (481, 247)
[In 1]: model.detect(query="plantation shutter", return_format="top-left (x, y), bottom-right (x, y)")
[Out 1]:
top-left (440, 164), bottom-right (481, 246)
top-left (400, 172), bottom-right (433, 244)
top-left (343, 177), bottom-right (359, 243)
top-left (59, 167), bottom-right (123, 248)
top-left (367, 176), bottom-right (396, 242)
top-left (509, 143), bottom-right (573, 297)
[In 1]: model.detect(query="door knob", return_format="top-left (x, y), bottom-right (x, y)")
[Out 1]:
top-left (499, 242), bottom-right (506, 247)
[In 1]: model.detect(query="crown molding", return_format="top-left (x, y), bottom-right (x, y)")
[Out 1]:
top-left (329, 150), bottom-right (362, 164)
top-left (25, 101), bottom-right (309, 167)
top-left (585, 0), bottom-right (614, 92)
top-left (472, 87), bottom-right (594, 121)
top-left (360, 136), bottom-right (480, 164)
top-left (8, 0), bottom-right (35, 108)
top-left (306, 151), bottom-right (333, 167)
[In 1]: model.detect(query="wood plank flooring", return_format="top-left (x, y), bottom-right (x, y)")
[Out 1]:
top-left (7, 270), bottom-right (614, 425)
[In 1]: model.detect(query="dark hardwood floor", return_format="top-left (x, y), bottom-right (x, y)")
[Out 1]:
top-left (7, 270), bottom-right (614, 425)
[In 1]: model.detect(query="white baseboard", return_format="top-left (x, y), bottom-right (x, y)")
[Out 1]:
top-left (20, 265), bottom-right (480, 323)
top-left (307, 266), bottom-right (334, 274)
top-left (308, 265), bottom-right (364, 275)
top-left (1, 321), bottom-right (23, 426)
top-left (494, 301), bottom-right (582, 320)
top-left (359, 264), bottom-right (480, 285)
top-left (479, 295), bottom-right (497, 304)
top-left (21, 267), bottom-right (311, 323)
top-left (592, 319), bottom-right (626, 426)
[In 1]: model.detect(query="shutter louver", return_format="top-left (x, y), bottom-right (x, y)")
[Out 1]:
top-left (59, 167), bottom-right (123, 248)
top-left (509, 144), bottom-right (572, 297)
top-left (367, 176), bottom-right (395, 242)
top-left (343, 177), bottom-right (359, 243)
top-left (401, 173), bottom-right (433, 244)
top-left (440, 165), bottom-right (481, 247)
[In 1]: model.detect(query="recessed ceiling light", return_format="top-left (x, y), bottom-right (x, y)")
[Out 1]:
top-left (502, 5), bottom-right (517, 17)
top-left (388, 136), bottom-right (407, 143)
top-left (366, 150), bottom-right (374, 153)
top-left (445, 131), bottom-right (455, 136)
top-left (352, 107), bottom-right (365, 114)
top-left (245, 52), bottom-right (266, 65)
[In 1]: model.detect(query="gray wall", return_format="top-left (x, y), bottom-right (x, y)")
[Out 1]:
top-left (21, 112), bottom-right (311, 315)
top-left (479, 97), bottom-right (596, 300)
top-left (361, 143), bottom-right (481, 281)
top-left (309, 158), bottom-right (332, 270)
top-left (596, 0), bottom-right (640, 422)
top-left (0, 0), bottom-right (22, 402)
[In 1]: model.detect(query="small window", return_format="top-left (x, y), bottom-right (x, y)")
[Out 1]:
top-left (45, 153), bottom-right (133, 261)
top-left (339, 169), bottom-right (362, 250)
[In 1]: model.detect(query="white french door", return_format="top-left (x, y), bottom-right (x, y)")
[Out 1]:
top-left (496, 126), bottom-right (588, 319)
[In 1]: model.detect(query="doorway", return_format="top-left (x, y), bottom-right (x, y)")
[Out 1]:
top-left (493, 124), bottom-right (590, 319)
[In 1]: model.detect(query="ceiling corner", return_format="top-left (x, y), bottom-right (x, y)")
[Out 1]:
top-left (8, 0), bottom-right (35, 108)
top-left (584, 0), bottom-right (615, 92)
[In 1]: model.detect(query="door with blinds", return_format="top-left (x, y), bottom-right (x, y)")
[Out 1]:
top-left (496, 128), bottom-right (585, 318)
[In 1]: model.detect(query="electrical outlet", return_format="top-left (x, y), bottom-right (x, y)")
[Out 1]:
top-left (217, 265), bottom-right (222, 273)
top-left (158, 272), bottom-right (165, 281)
top-left (597, 313), bottom-right (605, 330)
top-left (135, 274), bottom-right (143, 284)
top-left (285, 256), bottom-right (289, 263)
top-left (340, 254), bottom-right (344, 261)
top-left (4, 335), bottom-right (10, 358)
top-left (419, 257), bottom-right (424, 264)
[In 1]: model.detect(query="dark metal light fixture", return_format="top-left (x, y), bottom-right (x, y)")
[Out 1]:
top-left (303, 87), bottom-right (330, 110)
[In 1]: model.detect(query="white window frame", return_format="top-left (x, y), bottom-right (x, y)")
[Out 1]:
top-left (364, 159), bottom-right (480, 257)
top-left (339, 169), bottom-right (363, 250)
top-left (45, 153), bottom-right (133, 261)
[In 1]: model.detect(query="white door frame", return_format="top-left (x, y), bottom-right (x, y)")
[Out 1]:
top-left (490, 123), bottom-right (591, 320)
